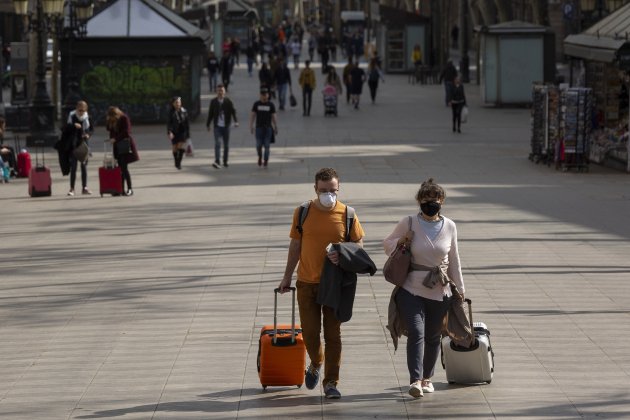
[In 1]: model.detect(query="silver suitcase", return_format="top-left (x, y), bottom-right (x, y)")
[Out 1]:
top-left (441, 300), bottom-right (494, 384)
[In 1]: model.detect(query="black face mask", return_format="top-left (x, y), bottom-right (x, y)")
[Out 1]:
top-left (420, 201), bottom-right (441, 217)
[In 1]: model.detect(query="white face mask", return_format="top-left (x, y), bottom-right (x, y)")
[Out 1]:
top-left (319, 192), bottom-right (337, 208)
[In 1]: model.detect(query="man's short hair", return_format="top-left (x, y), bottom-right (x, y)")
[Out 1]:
top-left (315, 168), bottom-right (338, 184)
top-left (217, 83), bottom-right (225, 89)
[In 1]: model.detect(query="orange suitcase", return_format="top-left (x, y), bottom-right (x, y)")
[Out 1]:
top-left (257, 287), bottom-right (306, 389)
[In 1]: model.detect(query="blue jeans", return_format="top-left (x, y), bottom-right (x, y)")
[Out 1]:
top-left (255, 127), bottom-right (272, 162)
top-left (213, 126), bottom-right (230, 164)
top-left (277, 83), bottom-right (288, 109)
top-left (247, 57), bottom-right (254, 76)
top-left (208, 72), bottom-right (218, 91)
top-left (396, 288), bottom-right (450, 383)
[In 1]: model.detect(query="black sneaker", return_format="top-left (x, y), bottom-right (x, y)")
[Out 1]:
top-left (324, 383), bottom-right (341, 399)
top-left (304, 365), bottom-right (320, 390)
top-left (223, 162), bottom-right (229, 168)
top-left (212, 162), bottom-right (222, 169)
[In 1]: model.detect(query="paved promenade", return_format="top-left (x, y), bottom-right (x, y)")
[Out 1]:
top-left (2, 62), bottom-right (630, 420)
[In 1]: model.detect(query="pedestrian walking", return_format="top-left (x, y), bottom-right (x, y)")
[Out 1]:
top-left (348, 62), bottom-right (366, 109)
top-left (167, 96), bottom-right (190, 170)
top-left (290, 37), bottom-right (302, 69)
top-left (383, 178), bottom-right (464, 399)
top-left (220, 52), bottom-right (232, 91)
top-left (367, 57), bottom-right (384, 104)
top-left (246, 44), bottom-right (256, 77)
top-left (249, 87), bottom-right (278, 167)
top-left (342, 57), bottom-right (353, 104)
top-left (438, 60), bottom-right (457, 107)
top-left (274, 58), bottom-right (292, 110)
top-left (206, 84), bottom-right (239, 169)
top-left (65, 100), bottom-right (93, 196)
top-left (308, 33), bottom-right (316, 62)
top-left (449, 77), bottom-right (466, 133)
top-left (206, 51), bottom-right (219, 91)
top-left (107, 106), bottom-right (139, 196)
top-left (259, 62), bottom-right (273, 91)
top-left (299, 60), bottom-right (316, 116)
top-left (278, 167), bottom-right (366, 400)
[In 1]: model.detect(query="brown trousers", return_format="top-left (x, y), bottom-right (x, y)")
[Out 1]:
top-left (296, 281), bottom-right (342, 386)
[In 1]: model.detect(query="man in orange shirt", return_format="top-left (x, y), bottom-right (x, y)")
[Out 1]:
top-left (279, 168), bottom-right (365, 399)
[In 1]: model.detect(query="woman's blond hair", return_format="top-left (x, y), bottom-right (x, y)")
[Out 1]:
top-left (106, 106), bottom-right (123, 131)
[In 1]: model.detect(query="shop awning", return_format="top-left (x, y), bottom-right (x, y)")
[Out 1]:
top-left (564, 3), bottom-right (630, 63)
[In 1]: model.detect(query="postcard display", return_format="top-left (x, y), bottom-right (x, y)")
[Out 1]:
top-left (559, 87), bottom-right (593, 172)
top-left (530, 83), bottom-right (561, 165)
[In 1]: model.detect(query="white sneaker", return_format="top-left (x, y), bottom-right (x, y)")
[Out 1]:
top-left (67, 190), bottom-right (75, 196)
top-left (408, 381), bottom-right (423, 398)
top-left (421, 380), bottom-right (434, 393)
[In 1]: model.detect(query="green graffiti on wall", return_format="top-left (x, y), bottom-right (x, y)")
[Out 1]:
top-left (80, 63), bottom-right (183, 103)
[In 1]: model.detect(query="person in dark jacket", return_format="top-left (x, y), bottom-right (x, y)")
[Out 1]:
top-left (438, 60), bottom-right (457, 107)
top-left (258, 62), bottom-right (273, 91)
top-left (316, 242), bottom-right (376, 322)
top-left (65, 100), bottom-right (93, 196)
top-left (449, 77), bottom-right (466, 133)
top-left (278, 167), bottom-right (366, 400)
top-left (273, 58), bottom-right (292, 110)
top-left (220, 53), bottom-right (232, 91)
top-left (206, 84), bottom-right (238, 169)
top-left (167, 96), bottom-right (190, 170)
top-left (348, 62), bottom-right (366, 110)
top-left (107, 106), bottom-right (139, 196)
top-left (206, 51), bottom-right (219, 91)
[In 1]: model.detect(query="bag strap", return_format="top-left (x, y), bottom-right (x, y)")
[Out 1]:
top-left (345, 205), bottom-right (355, 242)
top-left (296, 201), bottom-right (355, 243)
top-left (296, 200), bottom-right (310, 235)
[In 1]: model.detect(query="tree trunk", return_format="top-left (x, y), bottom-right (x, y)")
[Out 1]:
top-left (494, 0), bottom-right (513, 22)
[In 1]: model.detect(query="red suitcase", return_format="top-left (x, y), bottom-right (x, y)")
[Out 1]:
top-left (99, 166), bottom-right (123, 197)
top-left (28, 148), bottom-right (51, 197)
top-left (15, 135), bottom-right (32, 178)
top-left (257, 287), bottom-right (306, 389)
top-left (99, 147), bottom-right (123, 197)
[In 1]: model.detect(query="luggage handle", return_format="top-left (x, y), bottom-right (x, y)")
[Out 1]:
top-left (465, 298), bottom-right (475, 347)
top-left (273, 287), bottom-right (297, 345)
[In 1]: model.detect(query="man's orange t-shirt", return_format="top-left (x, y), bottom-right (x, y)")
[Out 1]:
top-left (289, 201), bottom-right (365, 284)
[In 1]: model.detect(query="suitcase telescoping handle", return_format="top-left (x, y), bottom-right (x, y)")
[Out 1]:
top-left (465, 298), bottom-right (475, 347)
top-left (273, 287), bottom-right (297, 345)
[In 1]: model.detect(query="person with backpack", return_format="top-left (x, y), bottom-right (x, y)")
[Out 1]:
top-left (298, 60), bottom-right (316, 116)
top-left (278, 167), bottom-right (366, 400)
top-left (65, 100), bottom-right (94, 195)
top-left (367, 57), bottom-right (384, 104)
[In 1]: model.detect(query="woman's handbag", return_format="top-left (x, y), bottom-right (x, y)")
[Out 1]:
top-left (383, 216), bottom-right (414, 287)
top-left (461, 105), bottom-right (469, 123)
top-left (72, 141), bottom-right (89, 163)
top-left (115, 138), bottom-right (132, 156)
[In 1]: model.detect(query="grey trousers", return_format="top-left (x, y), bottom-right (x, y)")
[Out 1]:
top-left (396, 287), bottom-right (450, 383)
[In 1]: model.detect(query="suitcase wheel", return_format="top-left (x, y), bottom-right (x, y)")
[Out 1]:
top-left (262, 385), bottom-right (267, 390)
top-left (448, 381), bottom-right (455, 384)
top-left (486, 379), bottom-right (492, 384)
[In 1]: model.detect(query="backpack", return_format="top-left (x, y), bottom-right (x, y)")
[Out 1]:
top-left (369, 68), bottom-right (380, 82)
top-left (296, 201), bottom-right (355, 242)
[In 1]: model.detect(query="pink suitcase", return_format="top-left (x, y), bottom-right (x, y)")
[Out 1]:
top-left (28, 148), bottom-right (51, 197)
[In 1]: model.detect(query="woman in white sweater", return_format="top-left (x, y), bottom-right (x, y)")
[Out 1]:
top-left (383, 178), bottom-right (464, 398)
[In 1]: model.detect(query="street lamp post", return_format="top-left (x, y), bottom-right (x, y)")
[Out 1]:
top-left (60, 0), bottom-right (93, 121)
top-left (13, 0), bottom-right (64, 147)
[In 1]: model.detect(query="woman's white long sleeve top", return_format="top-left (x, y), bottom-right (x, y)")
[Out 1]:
top-left (383, 215), bottom-right (464, 301)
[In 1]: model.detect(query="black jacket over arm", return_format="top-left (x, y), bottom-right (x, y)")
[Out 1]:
top-left (317, 243), bottom-right (377, 322)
